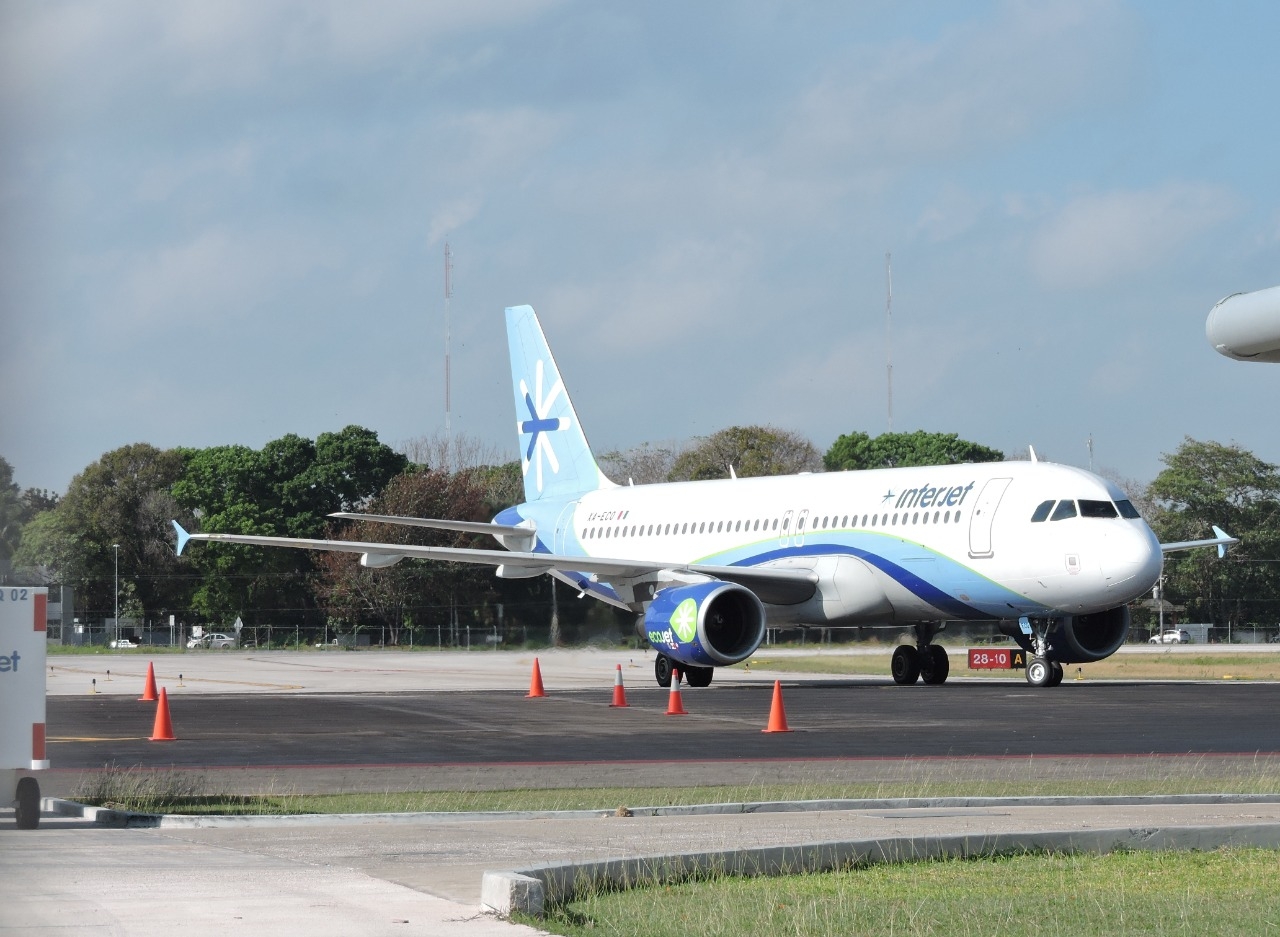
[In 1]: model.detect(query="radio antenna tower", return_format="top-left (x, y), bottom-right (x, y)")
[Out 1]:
top-left (885, 251), bottom-right (893, 433)
top-left (443, 239), bottom-right (453, 454)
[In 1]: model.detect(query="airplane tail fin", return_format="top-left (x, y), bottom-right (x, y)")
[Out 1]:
top-left (506, 305), bottom-right (615, 502)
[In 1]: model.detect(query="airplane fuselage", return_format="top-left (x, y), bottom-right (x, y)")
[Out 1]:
top-left (498, 460), bottom-right (1163, 628)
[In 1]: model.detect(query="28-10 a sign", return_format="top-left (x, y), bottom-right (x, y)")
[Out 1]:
top-left (968, 648), bottom-right (1026, 670)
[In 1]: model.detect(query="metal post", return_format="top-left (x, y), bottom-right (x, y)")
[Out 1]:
top-left (112, 544), bottom-right (119, 645)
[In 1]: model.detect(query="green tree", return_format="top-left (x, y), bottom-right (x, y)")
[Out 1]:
top-left (12, 444), bottom-right (187, 620)
top-left (172, 426), bottom-right (408, 627)
top-left (0, 457), bottom-right (60, 580)
top-left (669, 426), bottom-right (822, 481)
top-left (824, 430), bottom-right (1004, 471)
top-left (0, 457), bottom-right (21, 575)
top-left (315, 468), bottom-right (496, 644)
top-left (1146, 438), bottom-right (1280, 633)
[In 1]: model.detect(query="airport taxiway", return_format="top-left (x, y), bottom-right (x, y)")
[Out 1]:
top-left (7, 648), bottom-right (1280, 936)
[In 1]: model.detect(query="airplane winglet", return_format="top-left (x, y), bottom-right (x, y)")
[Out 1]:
top-left (1212, 525), bottom-right (1232, 558)
top-left (172, 520), bottom-right (191, 556)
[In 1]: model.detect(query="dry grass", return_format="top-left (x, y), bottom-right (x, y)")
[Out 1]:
top-left (746, 650), bottom-right (1280, 682)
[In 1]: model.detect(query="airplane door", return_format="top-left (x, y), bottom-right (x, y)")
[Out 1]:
top-left (780, 510), bottom-right (794, 547)
top-left (554, 502), bottom-right (578, 553)
top-left (967, 478), bottom-right (1012, 559)
top-left (796, 509), bottom-right (810, 547)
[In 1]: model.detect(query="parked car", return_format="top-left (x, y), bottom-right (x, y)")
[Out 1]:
top-left (187, 632), bottom-right (238, 649)
top-left (109, 638), bottom-right (137, 649)
top-left (1149, 629), bottom-right (1191, 644)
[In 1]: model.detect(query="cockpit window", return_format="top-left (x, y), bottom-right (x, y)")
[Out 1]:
top-left (1079, 499), bottom-right (1118, 519)
top-left (1115, 499), bottom-right (1142, 519)
top-left (1050, 500), bottom-right (1078, 521)
top-left (1030, 500), bottom-right (1054, 523)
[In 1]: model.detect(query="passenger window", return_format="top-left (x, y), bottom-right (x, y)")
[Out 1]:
top-left (1030, 500), bottom-right (1054, 523)
top-left (1050, 501), bottom-right (1077, 521)
top-left (944, 511), bottom-right (950, 523)
top-left (922, 512), bottom-right (929, 524)
top-left (892, 514), bottom-right (898, 526)
top-left (862, 515), bottom-right (868, 527)
top-left (1116, 500), bottom-right (1142, 519)
top-left (933, 511), bottom-right (939, 523)
top-left (1080, 499), bottom-right (1118, 519)
top-left (954, 512), bottom-right (962, 523)
top-left (912, 512), bottom-right (918, 524)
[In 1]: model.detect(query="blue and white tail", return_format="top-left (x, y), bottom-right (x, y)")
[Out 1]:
top-left (506, 305), bottom-right (615, 502)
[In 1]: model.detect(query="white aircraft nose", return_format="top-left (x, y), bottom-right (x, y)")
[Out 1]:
top-left (1105, 524), bottom-right (1163, 595)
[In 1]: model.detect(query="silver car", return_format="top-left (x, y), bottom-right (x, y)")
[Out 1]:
top-left (188, 632), bottom-right (238, 649)
top-left (1149, 629), bottom-right (1191, 644)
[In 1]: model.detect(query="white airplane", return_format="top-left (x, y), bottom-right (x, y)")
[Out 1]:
top-left (1206, 285), bottom-right (1280, 362)
top-left (173, 305), bottom-right (1236, 688)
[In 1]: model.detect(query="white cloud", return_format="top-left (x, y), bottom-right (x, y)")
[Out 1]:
top-left (1029, 183), bottom-right (1238, 288)
top-left (0, 0), bottom-right (568, 106)
top-left (104, 227), bottom-right (334, 330)
top-left (782, 0), bottom-right (1134, 174)
top-left (134, 141), bottom-right (256, 202)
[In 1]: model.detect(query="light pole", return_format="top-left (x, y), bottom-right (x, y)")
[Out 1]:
top-left (112, 544), bottom-right (119, 645)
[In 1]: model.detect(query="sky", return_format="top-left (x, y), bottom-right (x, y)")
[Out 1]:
top-left (2, 0), bottom-right (1278, 496)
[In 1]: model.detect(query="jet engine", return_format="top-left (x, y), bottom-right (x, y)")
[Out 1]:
top-left (638, 581), bottom-right (766, 670)
top-left (1000, 605), bottom-right (1131, 664)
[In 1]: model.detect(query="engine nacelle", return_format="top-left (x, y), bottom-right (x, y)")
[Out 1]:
top-left (640, 581), bottom-right (766, 669)
top-left (1055, 605), bottom-right (1130, 662)
top-left (1000, 605), bottom-right (1131, 664)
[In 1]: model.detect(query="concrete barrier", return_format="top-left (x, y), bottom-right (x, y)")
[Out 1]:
top-left (481, 823), bottom-right (1280, 917)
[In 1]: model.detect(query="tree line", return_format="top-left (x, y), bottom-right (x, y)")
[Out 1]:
top-left (1, 427), bottom-right (1275, 644)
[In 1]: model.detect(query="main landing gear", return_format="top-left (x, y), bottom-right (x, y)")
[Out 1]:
top-left (654, 653), bottom-right (713, 688)
top-left (891, 624), bottom-right (949, 685)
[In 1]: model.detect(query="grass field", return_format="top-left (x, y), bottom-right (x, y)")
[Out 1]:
top-left (743, 649), bottom-right (1280, 682)
top-left (523, 847), bottom-right (1280, 937)
top-left (73, 759), bottom-right (1280, 816)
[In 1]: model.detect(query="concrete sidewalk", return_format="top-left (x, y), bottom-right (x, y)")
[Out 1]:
top-left (5, 796), bottom-right (1280, 936)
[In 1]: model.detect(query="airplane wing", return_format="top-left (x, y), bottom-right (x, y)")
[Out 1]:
top-left (1160, 525), bottom-right (1238, 558)
top-left (171, 522), bottom-right (818, 605)
top-left (328, 512), bottom-right (530, 539)
top-left (328, 512), bottom-right (536, 550)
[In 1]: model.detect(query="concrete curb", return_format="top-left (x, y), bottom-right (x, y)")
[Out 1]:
top-left (480, 823), bottom-right (1280, 917)
top-left (45, 792), bottom-right (1280, 828)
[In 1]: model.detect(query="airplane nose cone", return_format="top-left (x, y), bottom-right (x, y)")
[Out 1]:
top-left (1105, 524), bottom-right (1163, 595)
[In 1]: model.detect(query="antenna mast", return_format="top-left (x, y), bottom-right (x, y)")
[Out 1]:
top-left (444, 240), bottom-right (453, 453)
top-left (885, 252), bottom-right (893, 433)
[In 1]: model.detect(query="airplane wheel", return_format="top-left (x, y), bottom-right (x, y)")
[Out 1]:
top-left (655, 654), bottom-right (673, 688)
top-left (920, 646), bottom-right (949, 685)
top-left (1048, 662), bottom-right (1064, 687)
top-left (891, 645), bottom-right (921, 685)
top-left (1026, 657), bottom-right (1053, 687)
top-left (15, 777), bottom-right (40, 830)
top-left (684, 666), bottom-right (713, 688)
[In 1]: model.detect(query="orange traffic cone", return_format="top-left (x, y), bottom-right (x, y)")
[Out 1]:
top-left (138, 662), bottom-right (158, 702)
top-left (149, 687), bottom-right (176, 741)
top-left (665, 669), bottom-right (687, 716)
top-left (609, 664), bottom-right (629, 707)
top-left (762, 680), bottom-right (793, 733)
top-left (526, 657), bottom-right (546, 698)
